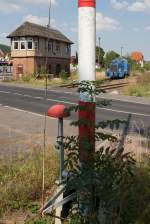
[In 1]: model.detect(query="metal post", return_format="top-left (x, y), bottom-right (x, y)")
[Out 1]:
top-left (58, 118), bottom-right (64, 183)
top-left (56, 117), bottom-right (64, 224)
top-left (98, 37), bottom-right (101, 68)
top-left (42, 105), bottom-right (72, 223)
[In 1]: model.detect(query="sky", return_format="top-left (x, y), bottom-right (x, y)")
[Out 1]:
top-left (0, 0), bottom-right (150, 60)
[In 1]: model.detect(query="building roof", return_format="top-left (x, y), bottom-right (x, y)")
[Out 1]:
top-left (131, 51), bottom-right (144, 62)
top-left (7, 21), bottom-right (73, 44)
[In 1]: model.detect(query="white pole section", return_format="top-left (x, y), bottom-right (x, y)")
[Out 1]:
top-left (78, 0), bottom-right (96, 82)
top-left (78, 0), bottom-right (96, 163)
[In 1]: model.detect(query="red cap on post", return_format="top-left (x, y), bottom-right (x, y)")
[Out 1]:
top-left (78, 0), bottom-right (96, 7)
top-left (48, 104), bottom-right (70, 119)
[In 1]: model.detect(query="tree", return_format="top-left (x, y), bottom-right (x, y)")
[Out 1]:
top-left (104, 51), bottom-right (120, 68)
top-left (0, 44), bottom-right (10, 54)
top-left (124, 55), bottom-right (142, 71)
top-left (96, 47), bottom-right (105, 67)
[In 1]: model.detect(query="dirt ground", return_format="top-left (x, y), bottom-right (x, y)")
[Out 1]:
top-left (96, 71), bottom-right (106, 79)
top-left (0, 105), bottom-right (77, 161)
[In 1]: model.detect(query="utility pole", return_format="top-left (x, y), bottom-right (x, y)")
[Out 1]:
top-left (121, 46), bottom-right (123, 57)
top-left (98, 37), bottom-right (101, 68)
top-left (47, 0), bottom-right (51, 28)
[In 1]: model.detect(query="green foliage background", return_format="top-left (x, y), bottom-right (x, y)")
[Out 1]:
top-left (0, 43), bottom-right (11, 54)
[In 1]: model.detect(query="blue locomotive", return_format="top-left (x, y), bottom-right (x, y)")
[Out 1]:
top-left (106, 58), bottom-right (130, 79)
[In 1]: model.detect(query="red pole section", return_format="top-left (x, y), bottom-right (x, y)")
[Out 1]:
top-left (78, 0), bottom-right (96, 162)
top-left (78, 0), bottom-right (96, 7)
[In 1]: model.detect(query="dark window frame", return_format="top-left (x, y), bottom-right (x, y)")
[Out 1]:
top-left (14, 41), bottom-right (19, 50)
top-left (20, 41), bottom-right (26, 50)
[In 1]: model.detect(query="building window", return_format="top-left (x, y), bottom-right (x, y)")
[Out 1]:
top-left (27, 41), bottom-right (33, 49)
top-left (56, 43), bottom-right (60, 52)
top-left (14, 41), bottom-right (19, 50)
top-left (27, 38), bottom-right (33, 50)
top-left (20, 41), bottom-right (26, 50)
top-left (48, 40), bottom-right (53, 52)
top-left (34, 41), bottom-right (38, 50)
top-left (66, 44), bottom-right (70, 54)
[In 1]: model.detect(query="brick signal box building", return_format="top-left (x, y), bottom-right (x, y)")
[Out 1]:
top-left (7, 22), bottom-right (73, 79)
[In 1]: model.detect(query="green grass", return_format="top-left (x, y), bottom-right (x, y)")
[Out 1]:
top-left (0, 146), bottom-right (58, 217)
top-left (127, 85), bottom-right (150, 97)
top-left (25, 216), bottom-right (54, 224)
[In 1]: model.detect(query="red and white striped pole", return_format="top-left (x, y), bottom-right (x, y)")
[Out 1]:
top-left (78, 0), bottom-right (96, 162)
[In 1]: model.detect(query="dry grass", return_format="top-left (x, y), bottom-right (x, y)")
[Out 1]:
top-left (125, 72), bottom-right (150, 97)
top-left (4, 71), bottom-right (108, 88)
top-left (5, 72), bottom-right (79, 88)
top-left (0, 146), bottom-right (58, 217)
top-left (11, 76), bottom-right (65, 88)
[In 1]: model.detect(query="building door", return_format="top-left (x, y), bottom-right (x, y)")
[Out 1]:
top-left (56, 64), bottom-right (61, 76)
top-left (48, 64), bottom-right (51, 74)
top-left (17, 64), bottom-right (23, 75)
top-left (65, 65), bottom-right (69, 74)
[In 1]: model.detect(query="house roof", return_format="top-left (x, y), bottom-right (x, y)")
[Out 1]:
top-left (7, 21), bottom-right (73, 44)
top-left (131, 51), bottom-right (144, 62)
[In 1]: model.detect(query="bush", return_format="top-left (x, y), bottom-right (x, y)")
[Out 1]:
top-left (117, 154), bottom-right (150, 224)
top-left (144, 62), bottom-right (150, 71)
top-left (131, 63), bottom-right (141, 71)
top-left (60, 70), bottom-right (70, 80)
top-left (64, 136), bottom-right (150, 223)
top-left (21, 74), bottom-right (31, 82)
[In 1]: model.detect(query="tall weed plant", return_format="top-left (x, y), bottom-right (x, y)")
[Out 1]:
top-left (62, 81), bottom-right (150, 224)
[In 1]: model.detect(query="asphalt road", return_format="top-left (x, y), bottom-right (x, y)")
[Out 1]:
top-left (0, 84), bottom-right (150, 132)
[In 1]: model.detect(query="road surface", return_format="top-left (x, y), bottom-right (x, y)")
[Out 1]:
top-left (0, 84), bottom-right (150, 132)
